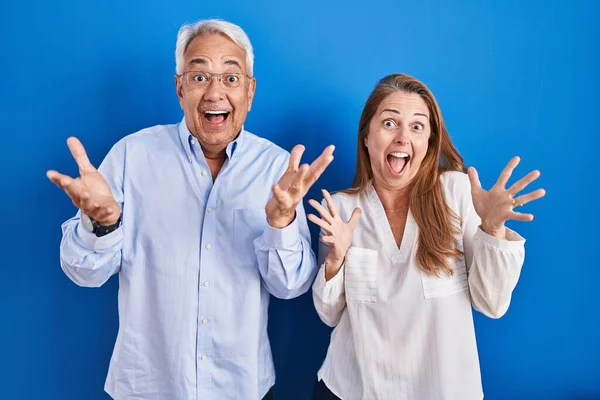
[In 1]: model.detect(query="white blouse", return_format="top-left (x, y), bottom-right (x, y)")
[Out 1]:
top-left (312, 171), bottom-right (525, 400)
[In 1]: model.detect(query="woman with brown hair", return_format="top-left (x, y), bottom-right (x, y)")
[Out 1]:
top-left (309, 73), bottom-right (545, 400)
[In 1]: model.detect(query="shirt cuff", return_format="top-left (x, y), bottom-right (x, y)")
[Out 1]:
top-left (263, 215), bottom-right (301, 250)
top-left (475, 226), bottom-right (525, 249)
top-left (76, 220), bottom-right (123, 251)
top-left (313, 262), bottom-right (345, 294)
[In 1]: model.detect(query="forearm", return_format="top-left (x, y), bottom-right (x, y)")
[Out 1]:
top-left (59, 214), bottom-right (123, 287)
top-left (468, 227), bottom-right (525, 318)
top-left (255, 216), bottom-right (318, 299)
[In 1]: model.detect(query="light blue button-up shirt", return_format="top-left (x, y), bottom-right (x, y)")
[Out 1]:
top-left (59, 118), bottom-right (318, 400)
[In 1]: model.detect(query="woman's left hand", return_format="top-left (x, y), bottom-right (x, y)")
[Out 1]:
top-left (468, 156), bottom-right (546, 239)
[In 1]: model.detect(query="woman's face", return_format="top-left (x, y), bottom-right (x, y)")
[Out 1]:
top-left (365, 91), bottom-right (432, 191)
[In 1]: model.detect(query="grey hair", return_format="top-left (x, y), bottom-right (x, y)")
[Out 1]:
top-left (175, 19), bottom-right (254, 77)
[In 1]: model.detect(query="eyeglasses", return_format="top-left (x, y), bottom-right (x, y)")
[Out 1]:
top-left (178, 71), bottom-right (251, 90)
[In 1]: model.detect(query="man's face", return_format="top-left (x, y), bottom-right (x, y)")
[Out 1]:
top-left (175, 34), bottom-right (256, 151)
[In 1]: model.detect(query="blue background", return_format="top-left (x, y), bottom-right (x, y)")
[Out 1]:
top-left (1, 0), bottom-right (598, 399)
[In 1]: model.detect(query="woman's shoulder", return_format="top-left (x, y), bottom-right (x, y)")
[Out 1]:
top-left (439, 170), bottom-right (472, 214)
top-left (324, 189), bottom-right (364, 213)
top-left (439, 170), bottom-right (469, 187)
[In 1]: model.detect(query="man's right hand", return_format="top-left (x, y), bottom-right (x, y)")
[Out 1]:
top-left (47, 137), bottom-right (120, 226)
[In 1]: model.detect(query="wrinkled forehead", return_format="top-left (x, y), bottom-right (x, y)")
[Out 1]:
top-left (377, 91), bottom-right (430, 117)
top-left (184, 34), bottom-right (247, 73)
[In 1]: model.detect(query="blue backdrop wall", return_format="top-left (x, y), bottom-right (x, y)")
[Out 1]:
top-left (1, 0), bottom-right (598, 399)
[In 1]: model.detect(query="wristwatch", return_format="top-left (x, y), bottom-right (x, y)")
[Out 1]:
top-left (81, 213), bottom-right (122, 237)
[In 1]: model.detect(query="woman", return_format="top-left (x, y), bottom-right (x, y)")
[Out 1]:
top-left (309, 74), bottom-right (545, 400)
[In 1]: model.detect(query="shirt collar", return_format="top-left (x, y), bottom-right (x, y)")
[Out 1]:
top-left (178, 117), bottom-right (246, 161)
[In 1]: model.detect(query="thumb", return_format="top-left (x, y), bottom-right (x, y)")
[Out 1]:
top-left (348, 207), bottom-right (362, 231)
top-left (467, 167), bottom-right (481, 193)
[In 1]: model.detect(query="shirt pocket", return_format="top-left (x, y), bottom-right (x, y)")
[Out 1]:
top-left (344, 246), bottom-right (379, 303)
top-left (233, 208), bottom-right (267, 269)
top-left (420, 239), bottom-right (468, 299)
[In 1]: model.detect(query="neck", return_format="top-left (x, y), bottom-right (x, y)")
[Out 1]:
top-left (197, 140), bottom-right (228, 160)
top-left (374, 182), bottom-right (411, 211)
top-left (202, 147), bottom-right (227, 161)
top-left (198, 143), bottom-right (228, 181)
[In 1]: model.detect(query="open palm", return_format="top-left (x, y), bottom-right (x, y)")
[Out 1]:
top-left (47, 137), bottom-right (120, 225)
top-left (468, 156), bottom-right (546, 238)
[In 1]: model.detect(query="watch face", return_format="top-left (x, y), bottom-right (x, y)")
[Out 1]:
top-left (81, 213), bottom-right (94, 232)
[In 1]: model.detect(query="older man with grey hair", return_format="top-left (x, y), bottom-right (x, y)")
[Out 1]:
top-left (47, 19), bottom-right (333, 400)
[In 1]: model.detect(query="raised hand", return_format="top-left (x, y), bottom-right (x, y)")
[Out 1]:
top-left (308, 189), bottom-right (361, 281)
top-left (265, 144), bottom-right (334, 228)
top-left (46, 137), bottom-right (120, 225)
top-left (468, 156), bottom-right (546, 239)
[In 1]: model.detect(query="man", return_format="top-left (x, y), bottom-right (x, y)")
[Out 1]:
top-left (46, 19), bottom-right (333, 400)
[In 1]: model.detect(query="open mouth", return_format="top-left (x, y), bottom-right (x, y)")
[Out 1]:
top-left (386, 151), bottom-right (410, 175)
top-left (203, 110), bottom-right (231, 125)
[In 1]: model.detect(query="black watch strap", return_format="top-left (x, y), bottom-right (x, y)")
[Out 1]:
top-left (92, 215), bottom-right (122, 237)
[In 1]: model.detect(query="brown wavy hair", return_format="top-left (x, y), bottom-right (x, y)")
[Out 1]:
top-left (345, 73), bottom-right (466, 276)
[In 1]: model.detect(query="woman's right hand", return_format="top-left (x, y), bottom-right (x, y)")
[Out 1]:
top-left (46, 137), bottom-right (120, 226)
top-left (308, 189), bottom-right (361, 281)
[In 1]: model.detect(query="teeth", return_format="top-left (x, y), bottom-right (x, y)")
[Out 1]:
top-left (204, 110), bottom-right (229, 114)
top-left (389, 152), bottom-right (409, 158)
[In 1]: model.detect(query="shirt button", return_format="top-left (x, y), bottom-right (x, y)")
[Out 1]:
top-left (200, 355), bottom-right (207, 361)
top-left (201, 318), bottom-right (208, 325)
top-left (188, 156), bottom-right (192, 163)
top-left (205, 244), bottom-right (211, 250)
top-left (203, 281), bottom-right (210, 288)
top-left (201, 170), bottom-right (207, 177)
top-left (190, 138), bottom-right (196, 145)
top-left (207, 207), bottom-right (212, 213)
